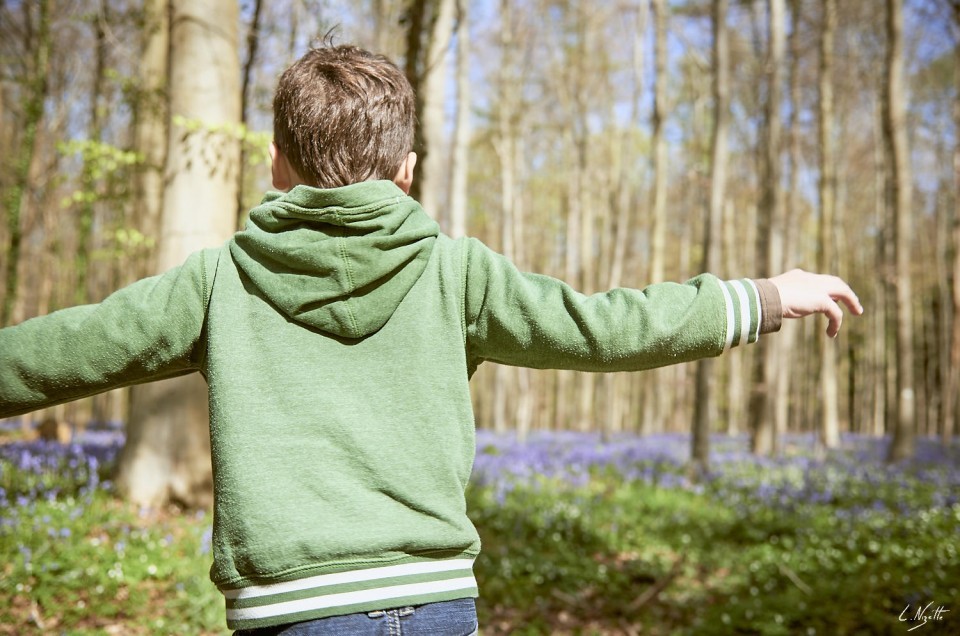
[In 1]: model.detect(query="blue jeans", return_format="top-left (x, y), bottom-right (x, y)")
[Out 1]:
top-left (233, 598), bottom-right (478, 635)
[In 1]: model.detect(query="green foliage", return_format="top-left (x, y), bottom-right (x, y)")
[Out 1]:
top-left (93, 227), bottom-right (156, 263)
top-left (172, 115), bottom-right (271, 167)
top-left (58, 139), bottom-right (142, 199)
top-left (468, 472), bottom-right (960, 635)
top-left (2, 436), bottom-right (957, 634)
top-left (0, 492), bottom-right (223, 635)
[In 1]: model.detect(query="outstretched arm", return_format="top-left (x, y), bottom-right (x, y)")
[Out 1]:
top-left (0, 249), bottom-right (217, 419)
top-left (769, 269), bottom-right (863, 338)
top-left (463, 238), bottom-right (777, 374)
top-left (461, 239), bottom-right (863, 375)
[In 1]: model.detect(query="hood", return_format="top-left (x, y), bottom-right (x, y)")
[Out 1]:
top-left (230, 181), bottom-right (439, 339)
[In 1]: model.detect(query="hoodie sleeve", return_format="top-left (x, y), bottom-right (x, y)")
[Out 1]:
top-left (0, 249), bottom-right (216, 419)
top-left (462, 238), bottom-right (778, 374)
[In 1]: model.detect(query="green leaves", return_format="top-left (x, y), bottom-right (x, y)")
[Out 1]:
top-left (469, 432), bottom-right (960, 634)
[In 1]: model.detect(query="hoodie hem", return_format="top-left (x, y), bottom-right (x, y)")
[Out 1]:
top-left (220, 555), bottom-right (478, 630)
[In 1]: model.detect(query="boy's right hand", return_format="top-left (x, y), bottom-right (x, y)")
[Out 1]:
top-left (769, 269), bottom-right (864, 338)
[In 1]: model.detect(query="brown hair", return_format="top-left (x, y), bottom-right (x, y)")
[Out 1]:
top-left (272, 45), bottom-right (416, 188)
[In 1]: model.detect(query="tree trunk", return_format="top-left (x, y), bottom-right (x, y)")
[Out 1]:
top-left (75, 0), bottom-right (109, 308)
top-left (946, 3), bottom-right (960, 447)
top-left (722, 197), bottom-right (745, 437)
top-left (872, 95), bottom-right (888, 438)
top-left (2, 0), bottom-right (50, 327)
top-left (817, 0), bottom-right (840, 449)
top-left (884, 0), bottom-right (916, 462)
top-left (236, 0), bottom-right (264, 228)
top-left (405, 0), bottom-right (455, 214)
top-left (691, 0), bottom-right (729, 476)
top-left (776, 0), bottom-right (803, 443)
top-left (492, 14), bottom-right (517, 434)
top-left (447, 0), bottom-right (470, 239)
top-left (639, 0), bottom-right (668, 437)
top-left (116, 0), bottom-right (242, 508)
top-left (650, 0), bottom-right (666, 286)
top-left (373, 0), bottom-right (407, 59)
top-left (750, 0), bottom-right (786, 456)
top-left (132, 0), bottom-right (169, 278)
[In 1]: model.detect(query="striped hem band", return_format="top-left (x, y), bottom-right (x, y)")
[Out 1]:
top-left (718, 279), bottom-right (761, 351)
top-left (220, 557), bottom-right (478, 630)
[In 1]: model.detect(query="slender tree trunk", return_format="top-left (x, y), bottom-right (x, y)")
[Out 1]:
top-left (605, 0), bottom-right (649, 437)
top-left (774, 0), bottom-right (803, 444)
top-left (116, 0), bottom-right (242, 508)
top-left (236, 0), bottom-right (263, 228)
top-left (724, 197), bottom-right (744, 436)
top-left (817, 0), bottom-right (840, 449)
top-left (133, 0), bottom-right (169, 278)
top-left (373, 0), bottom-right (406, 59)
top-left (404, 0), bottom-right (429, 203)
top-left (946, 5), bottom-right (960, 447)
top-left (2, 0), bottom-right (50, 327)
top-left (750, 0), bottom-right (786, 455)
top-left (573, 9), bottom-right (596, 432)
top-left (692, 0), bottom-right (729, 476)
top-left (405, 0), bottom-right (455, 215)
top-left (884, 0), bottom-right (916, 462)
top-left (556, 16), bottom-right (585, 429)
top-left (492, 69), bottom-right (516, 434)
top-left (640, 0), bottom-right (668, 436)
top-left (75, 0), bottom-right (108, 308)
top-left (649, 0), bottom-right (666, 286)
top-left (872, 96), bottom-right (888, 438)
top-left (448, 0), bottom-right (470, 239)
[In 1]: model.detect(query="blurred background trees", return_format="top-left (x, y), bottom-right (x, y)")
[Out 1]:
top-left (0, 0), bottom-right (957, 505)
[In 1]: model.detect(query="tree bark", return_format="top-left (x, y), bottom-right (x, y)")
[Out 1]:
top-left (691, 0), bottom-right (729, 476)
top-left (116, 0), bottom-right (242, 508)
top-left (946, 0), bottom-right (960, 446)
top-left (447, 0), bottom-right (470, 239)
top-left (75, 0), bottom-right (109, 308)
top-left (2, 0), bottom-right (50, 327)
top-left (236, 0), bottom-right (264, 228)
top-left (750, 0), bottom-right (786, 456)
top-left (132, 0), bottom-right (169, 278)
top-left (776, 0), bottom-right (803, 443)
top-left (817, 0), bottom-right (840, 449)
top-left (492, 0), bottom-right (517, 434)
top-left (884, 0), bottom-right (916, 462)
top-left (650, 0), bottom-right (667, 286)
top-left (404, 0), bottom-right (455, 214)
top-left (373, 0), bottom-right (406, 59)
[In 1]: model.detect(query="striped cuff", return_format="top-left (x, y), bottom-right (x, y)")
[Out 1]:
top-left (717, 279), bottom-right (763, 350)
top-left (221, 557), bottom-right (478, 630)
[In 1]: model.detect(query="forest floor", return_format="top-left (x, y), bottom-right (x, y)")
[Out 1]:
top-left (1, 422), bottom-right (958, 635)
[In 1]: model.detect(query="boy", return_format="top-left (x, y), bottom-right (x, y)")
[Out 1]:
top-left (0, 45), bottom-right (861, 635)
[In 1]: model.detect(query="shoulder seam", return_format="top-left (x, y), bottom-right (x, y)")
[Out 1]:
top-left (459, 238), bottom-right (469, 347)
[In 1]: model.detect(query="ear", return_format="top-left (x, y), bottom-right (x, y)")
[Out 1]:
top-left (270, 141), bottom-right (292, 191)
top-left (392, 152), bottom-right (417, 194)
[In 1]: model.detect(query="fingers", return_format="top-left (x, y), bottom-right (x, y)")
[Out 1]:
top-left (825, 277), bottom-right (864, 317)
top-left (769, 269), bottom-right (864, 338)
top-left (824, 299), bottom-right (843, 338)
top-left (824, 277), bottom-right (863, 337)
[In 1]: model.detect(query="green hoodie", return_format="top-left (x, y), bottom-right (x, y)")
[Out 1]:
top-left (0, 181), bottom-right (779, 630)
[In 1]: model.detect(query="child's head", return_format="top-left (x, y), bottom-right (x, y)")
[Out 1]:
top-left (271, 45), bottom-right (416, 190)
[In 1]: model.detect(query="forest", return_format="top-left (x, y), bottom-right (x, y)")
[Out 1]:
top-left (1, 1), bottom-right (959, 634)
top-left (2, 0), bottom-right (957, 465)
